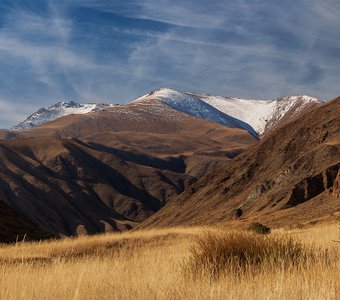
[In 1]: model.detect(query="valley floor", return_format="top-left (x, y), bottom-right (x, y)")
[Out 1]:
top-left (0, 223), bottom-right (339, 300)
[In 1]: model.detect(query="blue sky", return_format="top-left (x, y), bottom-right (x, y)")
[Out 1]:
top-left (0, 0), bottom-right (339, 127)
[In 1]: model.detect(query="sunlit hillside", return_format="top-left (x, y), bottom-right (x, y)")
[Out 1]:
top-left (0, 223), bottom-right (339, 300)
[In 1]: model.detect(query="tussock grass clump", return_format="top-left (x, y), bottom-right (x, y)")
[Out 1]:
top-left (248, 222), bottom-right (271, 234)
top-left (184, 231), bottom-right (319, 279)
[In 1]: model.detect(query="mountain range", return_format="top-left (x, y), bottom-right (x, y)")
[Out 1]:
top-left (0, 87), bottom-right (337, 243)
top-left (11, 88), bottom-right (320, 136)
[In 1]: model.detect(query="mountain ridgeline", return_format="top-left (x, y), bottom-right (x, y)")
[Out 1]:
top-left (12, 88), bottom-right (321, 136)
top-left (12, 101), bottom-right (115, 130)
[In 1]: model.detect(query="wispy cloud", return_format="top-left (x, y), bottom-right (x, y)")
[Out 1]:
top-left (0, 98), bottom-right (36, 128)
top-left (0, 0), bottom-right (339, 128)
top-left (0, 3), bottom-right (131, 114)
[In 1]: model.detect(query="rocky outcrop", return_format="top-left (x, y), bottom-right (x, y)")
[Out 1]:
top-left (287, 164), bottom-right (340, 206)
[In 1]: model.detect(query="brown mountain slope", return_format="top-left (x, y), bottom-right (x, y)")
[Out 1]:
top-left (0, 101), bottom-right (257, 237)
top-left (141, 97), bottom-right (340, 229)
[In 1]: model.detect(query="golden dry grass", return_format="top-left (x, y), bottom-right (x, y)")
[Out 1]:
top-left (0, 223), bottom-right (339, 300)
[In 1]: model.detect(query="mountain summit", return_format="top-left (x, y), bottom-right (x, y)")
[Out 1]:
top-left (12, 101), bottom-right (114, 130)
top-left (135, 88), bottom-right (259, 137)
top-left (137, 88), bottom-right (321, 135)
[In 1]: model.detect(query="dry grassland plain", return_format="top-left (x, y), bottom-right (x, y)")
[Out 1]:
top-left (0, 223), bottom-right (339, 300)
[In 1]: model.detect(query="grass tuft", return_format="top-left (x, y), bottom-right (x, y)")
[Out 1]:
top-left (183, 230), bottom-right (323, 279)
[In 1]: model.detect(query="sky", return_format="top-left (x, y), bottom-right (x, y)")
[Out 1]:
top-left (0, 0), bottom-right (339, 128)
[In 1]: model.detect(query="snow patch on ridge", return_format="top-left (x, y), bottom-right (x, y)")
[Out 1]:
top-left (198, 94), bottom-right (320, 134)
top-left (12, 101), bottom-right (114, 130)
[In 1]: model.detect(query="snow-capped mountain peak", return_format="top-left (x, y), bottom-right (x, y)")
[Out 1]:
top-left (12, 101), bottom-right (114, 130)
top-left (135, 88), bottom-right (321, 136)
top-left (136, 88), bottom-right (259, 137)
top-left (49, 101), bottom-right (83, 109)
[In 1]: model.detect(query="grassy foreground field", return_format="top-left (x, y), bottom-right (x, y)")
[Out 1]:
top-left (0, 223), bottom-right (339, 300)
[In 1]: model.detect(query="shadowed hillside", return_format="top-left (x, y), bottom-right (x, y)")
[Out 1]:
top-left (0, 199), bottom-right (52, 243)
top-left (0, 101), bottom-right (256, 237)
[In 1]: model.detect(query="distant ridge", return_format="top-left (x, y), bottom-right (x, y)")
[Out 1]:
top-left (12, 101), bottom-right (114, 130)
top-left (12, 88), bottom-right (321, 136)
top-left (197, 93), bottom-right (321, 134)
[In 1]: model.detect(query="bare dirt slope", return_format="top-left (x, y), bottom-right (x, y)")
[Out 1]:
top-left (0, 101), bottom-right (257, 237)
top-left (141, 97), bottom-right (340, 228)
